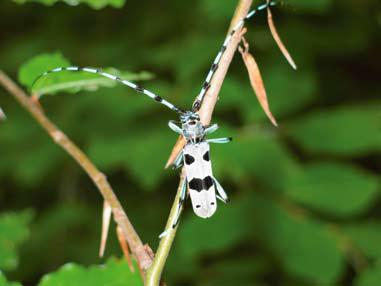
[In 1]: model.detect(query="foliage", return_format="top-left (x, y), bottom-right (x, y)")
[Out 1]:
top-left (38, 258), bottom-right (142, 286)
top-left (12, 0), bottom-right (125, 9)
top-left (355, 260), bottom-right (381, 286)
top-left (285, 162), bottom-right (379, 217)
top-left (0, 273), bottom-right (22, 286)
top-left (0, 211), bottom-right (33, 271)
top-left (286, 104), bottom-right (381, 156)
top-left (0, 0), bottom-right (380, 285)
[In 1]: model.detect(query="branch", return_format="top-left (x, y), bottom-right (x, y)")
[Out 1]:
top-left (146, 0), bottom-right (254, 284)
top-left (0, 70), bottom-right (153, 275)
top-left (146, 169), bottom-right (186, 286)
top-left (197, 0), bottom-right (253, 125)
top-left (165, 0), bottom-right (253, 168)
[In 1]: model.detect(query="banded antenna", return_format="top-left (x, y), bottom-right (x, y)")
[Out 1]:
top-left (31, 67), bottom-right (185, 115)
top-left (192, 1), bottom-right (277, 112)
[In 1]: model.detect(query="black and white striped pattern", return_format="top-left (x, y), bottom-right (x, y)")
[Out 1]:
top-left (192, 1), bottom-right (276, 112)
top-left (32, 67), bottom-right (185, 114)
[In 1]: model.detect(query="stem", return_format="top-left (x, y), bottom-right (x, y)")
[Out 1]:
top-left (146, 170), bottom-right (186, 286)
top-left (146, 0), bottom-right (253, 284)
top-left (0, 71), bottom-right (153, 273)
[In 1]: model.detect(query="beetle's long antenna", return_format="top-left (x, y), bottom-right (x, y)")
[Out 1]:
top-left (192, 1), bottom-right (276, 111)
top-left (32, 67), bottom-right (185, 114)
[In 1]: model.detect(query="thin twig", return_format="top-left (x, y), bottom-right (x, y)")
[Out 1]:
top-left (116, 225), bottom-right (135, 272)
top-left (99, 200), bottom-right (112, 258)
top-left (146, 0), bottom-right (254, 285)
top-left (0, 70), bottom-right (153, 276)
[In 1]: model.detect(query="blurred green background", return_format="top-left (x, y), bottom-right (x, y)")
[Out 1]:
top-left (1, 0), bottom-right (381, 285)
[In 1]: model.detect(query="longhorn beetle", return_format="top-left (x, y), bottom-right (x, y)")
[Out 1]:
top-left (32, 1), bottom-right (283, 236)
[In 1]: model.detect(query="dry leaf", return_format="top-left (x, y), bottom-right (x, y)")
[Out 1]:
top-left (99, 200), bottom-right (112, 257)
top-left (267, 0), bottom-right (297, 70)
top-left (116, 226), bottom-right (135, 272)
top-left (239, 36), bottom-right (278, 127)
top-left (164, 135), bottom-right (186, 169)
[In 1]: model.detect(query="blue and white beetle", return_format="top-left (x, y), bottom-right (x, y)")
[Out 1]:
top-left (169, 111), bottom-right (230, 219)
top-left (32, 1), bottom-right (283, 234)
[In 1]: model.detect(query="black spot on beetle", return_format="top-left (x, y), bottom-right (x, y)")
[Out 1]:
top-left (184, 154), bottom-right (195, 165)
top-left (204, 176), bottom-right (213, 190)
top-left (203, 151), bottom-right (210, 161)
top-left (189, 176), bottom-right (214, 192)
top-left (196, 205), bottom-right (201, 208)
top-left (189, 178), bottom-right (203, 191)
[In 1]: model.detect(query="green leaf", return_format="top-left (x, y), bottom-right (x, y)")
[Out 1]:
top-left (19, 53), bottom-right (71, 89)
top-left (212, 126), bottom-right (299, 192)
top-left (177, 196), bottom-right (252, 260)
top-left (0, 210), bottom-right (33, 271)
top-left (0, 273), bottom-right (22, 286)
top-left (285, 0), bottom-right (332, 13)
top-left (285, 162), bottom-right (379, 217)
top-left (14, 139), bottom-right (64, 187)
top-left (88, 127), bottom-right (172, 190)
top-left (21, 203), bottom-right (100, 276)
top-left (177, 192), bottom-right (345, 284)
top-left (12, 0), bottom-right (125, 9)
top-left (355, 260), bottom-right (381, 286)
top-left (250, 193), bottom-right (345, 283)
top-left (286, 103), bottom-right (381, 156)
top-left (202, 256), bottom-right (271, 285)
top-left (343, 222), bottom-right (381, 259)
top-left (38, 258), bottom-right (143, 286)
top-left (164, 34), bottom-right (222, 82)
top-left (0, 110), bottom-right (64, 188)
top-left (18, 53), bottom-right (153, 97)
top-left (200, 0), bottom-right (236, 21)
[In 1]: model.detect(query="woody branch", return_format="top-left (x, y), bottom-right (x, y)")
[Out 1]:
top-left (0, 70), bottom-right (153, 278)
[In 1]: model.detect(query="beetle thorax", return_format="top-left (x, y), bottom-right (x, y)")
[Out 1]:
top-left (180, 112), bottom-right (205, 143)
